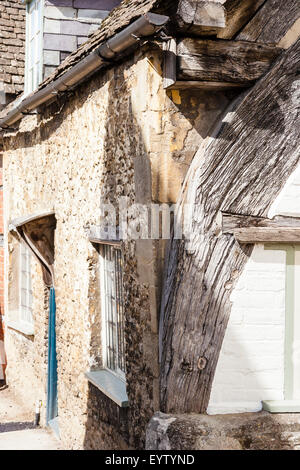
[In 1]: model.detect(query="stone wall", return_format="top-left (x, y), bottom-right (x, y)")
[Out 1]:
top-left (0, 157), bottom-right (4, 383)
top-left (0, 0), bottom-right (25, 381)
top-left (0, 0), bottom-right (25, 103)
top-left (3, 47), bottom-right (230, 449)
top-left (146, 411), bottom-right (300, 450)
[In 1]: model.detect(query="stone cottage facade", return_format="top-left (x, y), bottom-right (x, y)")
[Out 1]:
top-left (0, 156), bottom-right (5, 384)
top-left (0, 0), bottom-right (26, 384)
top-left (0, 0), bottom-right (300, 450)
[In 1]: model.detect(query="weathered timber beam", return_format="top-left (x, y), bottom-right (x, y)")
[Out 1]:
top-left (174, 0), bottom-right (226, 35)
top-left (160, 38), bottom-right (300, 414)
top-left (222, 213), bottom-right (300, 243)
top-left (234, 227), bottom-right (300, 243)
top-left (218, 0), bottom-right (265, 39)
top-left (173, 0), bottom-right (264, 38)
top-left (222, 212), bottom-right (300, 233)
top-left (162, 38), bottom-right (246, 90)
top-left (168, 81), bottom-right (245, 90)
top-left (177, 38), bottom-right (282, 84)
top-left (237, 0), bottom-right (300, 48)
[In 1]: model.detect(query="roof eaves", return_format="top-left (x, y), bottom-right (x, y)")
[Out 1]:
top-left (37, 0), bottom-right (163, 92)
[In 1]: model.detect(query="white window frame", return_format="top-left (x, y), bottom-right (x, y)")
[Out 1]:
top-left (100, 243), bottom-right (126, 381)
top-left (7, 241), bottom-right (34, 336)
top-left (19, 241), bottom-right (33, 329)
top-left (25, 0), bottom-right (44, 95)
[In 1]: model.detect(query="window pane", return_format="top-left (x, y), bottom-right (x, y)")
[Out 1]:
top-left (29, 2), bottom-right (36, 39)
top-left (101, 245), bottom-right (125, 376)
top-left (35, 65), bottom-right (39, 90)
top-left (29, 68), bottom-right (34, 94)
top-left (26, 0), bottom-right (43, 93)
top-left (30, 39), bottom-right (35, 68)
top-left (38, 0), bottom-right (43, 32)
top-left (20, 244), bottom-right (33, 326)
top-left (20, 287), bottom-right (28, 308)
top-left (38, 62), bottom-right (43, 85)
top-left (36, 30), bottom-right (42, 59)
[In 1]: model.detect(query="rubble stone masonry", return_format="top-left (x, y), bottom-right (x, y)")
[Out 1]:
top-left (0, 0), bottom-right (25, 384)
top-left (3, 47), bottom-right (230, 449)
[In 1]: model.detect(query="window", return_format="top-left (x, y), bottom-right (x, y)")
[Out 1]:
top-left (100, 244), bottom-right (126, 379)
top-left (19, 242), bottom-right (33, 327)
top-left (7, 240), bottom-right (33, 336)
top-left (25, 0), bottom-right (43, 94)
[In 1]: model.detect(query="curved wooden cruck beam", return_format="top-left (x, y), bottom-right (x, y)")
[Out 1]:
top-left (160, 38), bottom-right (300, 413)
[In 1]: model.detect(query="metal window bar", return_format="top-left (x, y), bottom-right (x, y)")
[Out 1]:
top-left (102, 244), bottom-right (126, 377)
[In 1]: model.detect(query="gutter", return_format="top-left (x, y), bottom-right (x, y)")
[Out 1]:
top-left (0, 13), bottom-right (169, 131)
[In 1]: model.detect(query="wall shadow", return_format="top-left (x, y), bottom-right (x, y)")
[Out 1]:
top-left (0, 421), bottom-right (35, 433)
top-left (82, 59), bottom-right (158, 450)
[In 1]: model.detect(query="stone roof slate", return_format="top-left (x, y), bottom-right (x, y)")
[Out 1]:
top-left (38, 0), bottom-right (167, 91)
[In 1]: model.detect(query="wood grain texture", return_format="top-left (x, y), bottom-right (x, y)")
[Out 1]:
top-left (237, 0), bottom-right (300, 45)
top-left (168, 80), bottom-right (245, 90)
top-left (173, 0), bottom-right (264, 37)
top-left (160, 39), bottom-right (300, 414)
top-left (174, 0), bottom-right (226, 35)
top-left (18, 215), bottom-right (56, 287)
top-left (222, 213), bottom-right (300, 233)
top-left (234, 227), bottom-right (300, 243)
top-left (177, 38), bottom-right (282, 84)
top-left (218, 0), bottom-right (265, 39)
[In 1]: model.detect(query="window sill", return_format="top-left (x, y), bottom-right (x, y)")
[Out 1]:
top-left (6, 320), bottom-right (34, 336)
top-left (262, 400), bottom-right (300, 413)
top-left (85, 369), bottom-right (129, 408)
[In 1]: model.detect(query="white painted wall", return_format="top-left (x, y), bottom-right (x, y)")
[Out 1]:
top-left (207, 245), bottom-right (286, 414)
top-left (293, 250), bottom-right (300, 399)
top-left (208, 163), bottom-right (300, 415)
top-left (268, 164), bottom-right (300, 218)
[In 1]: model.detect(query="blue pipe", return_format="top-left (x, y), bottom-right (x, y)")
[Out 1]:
top-left (46, 287), bottom-right (58, 425)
